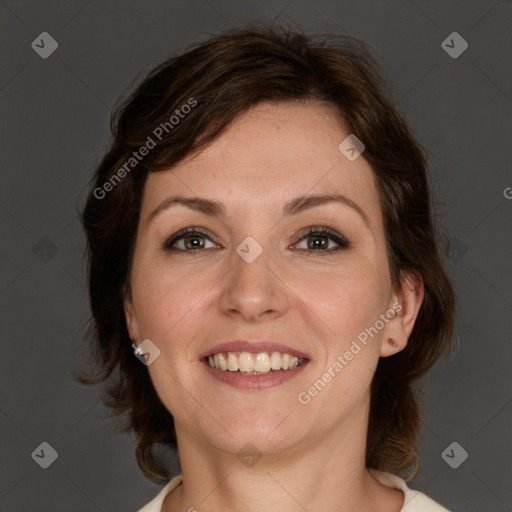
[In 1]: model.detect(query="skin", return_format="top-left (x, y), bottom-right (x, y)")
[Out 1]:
top-left (124, 101), bottom-right (424, 512)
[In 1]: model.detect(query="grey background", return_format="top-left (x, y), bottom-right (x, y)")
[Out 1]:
top-left (1, 0), bottom-right (511, 511)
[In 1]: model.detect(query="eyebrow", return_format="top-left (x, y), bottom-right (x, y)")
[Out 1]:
top-left (147, 193), bottom-right (371, 230)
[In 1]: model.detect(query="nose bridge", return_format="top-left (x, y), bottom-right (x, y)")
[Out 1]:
top-left (218, 233), bottom-right (288, 321)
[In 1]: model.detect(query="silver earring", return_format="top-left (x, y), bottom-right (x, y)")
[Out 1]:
top-left (131, 340), bottom-right (144, 356)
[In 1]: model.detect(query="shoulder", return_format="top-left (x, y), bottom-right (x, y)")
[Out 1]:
top-left (369, 469), bottom-right (452, 512)
top-left (135, 475), bottom-right (183, 512)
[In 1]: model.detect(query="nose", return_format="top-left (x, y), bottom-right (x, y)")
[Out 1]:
top-left (218, 240), bottom-right (290, 323)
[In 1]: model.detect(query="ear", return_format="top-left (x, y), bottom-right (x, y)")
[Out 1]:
top-left (123, 283), bottom-right (141, 342)
top-left (380, 271), bottom-right (424, 357)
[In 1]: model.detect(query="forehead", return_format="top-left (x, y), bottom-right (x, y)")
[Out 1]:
top-left (141, 101), bottom-right (381, 225)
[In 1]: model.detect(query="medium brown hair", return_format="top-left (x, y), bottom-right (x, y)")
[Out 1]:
top-left (80, 25), bottom-right (455, 483)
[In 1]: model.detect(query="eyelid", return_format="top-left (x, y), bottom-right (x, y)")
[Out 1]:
top-left (295, 225), bottom-right (346, 240)
top-left (163, 226), bottom-right (218, 250)
top-left (292, 226), bottom-right (351, 251)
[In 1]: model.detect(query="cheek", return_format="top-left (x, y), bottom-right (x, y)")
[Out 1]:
top-left (294, 259), bottom-right (389, 340)
top-left (132, 257), bottom-right (206, 328)
top-left (130, 256), bottom-right (223, 376)
top-left (132, 276), bottom-right (171, 335)
top-left (292, 259), bottom-right (387, 408)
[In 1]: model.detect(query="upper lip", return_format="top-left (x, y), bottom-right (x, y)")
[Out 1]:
top-left (200, 340), bottom-right (310, 360)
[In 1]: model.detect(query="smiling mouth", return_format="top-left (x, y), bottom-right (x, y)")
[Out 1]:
top-left (205, 351), bottom-right (307, 374)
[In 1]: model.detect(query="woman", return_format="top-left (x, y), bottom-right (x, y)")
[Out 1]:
top-left (80, 26), bottom-right (455, 512)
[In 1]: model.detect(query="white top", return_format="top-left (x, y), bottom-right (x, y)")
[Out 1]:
top-left (136, 469), bottom-right (451, 511)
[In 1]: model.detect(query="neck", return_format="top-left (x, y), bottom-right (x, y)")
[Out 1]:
top-left (163, 399), bottom-right (404, 512)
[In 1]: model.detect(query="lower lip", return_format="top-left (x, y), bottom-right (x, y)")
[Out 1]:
top-left (202, 359), bottom-right (310, 390)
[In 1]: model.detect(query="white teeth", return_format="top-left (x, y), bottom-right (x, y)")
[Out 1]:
top-left (227, 352), bottom-right (238, 371)
top-left (254, 353), bottom-right (270, 373)
top-left (218, 353), bottom-right (228, 370)
top-left (206, 351), bottom-right (304, 373)
top-left (270, 351), bottom-right (282, 370)
top-left (238, 352), bottom-right (255, 372)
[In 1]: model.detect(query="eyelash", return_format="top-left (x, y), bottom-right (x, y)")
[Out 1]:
top-left (163, 226), bottom-right (351, 255)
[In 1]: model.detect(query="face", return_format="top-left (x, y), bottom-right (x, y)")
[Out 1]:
top-left (124, 101), bottom-right (421, 458)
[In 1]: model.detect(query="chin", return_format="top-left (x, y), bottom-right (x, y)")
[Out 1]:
top-left (209, 414), bottom-right (306, 457)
